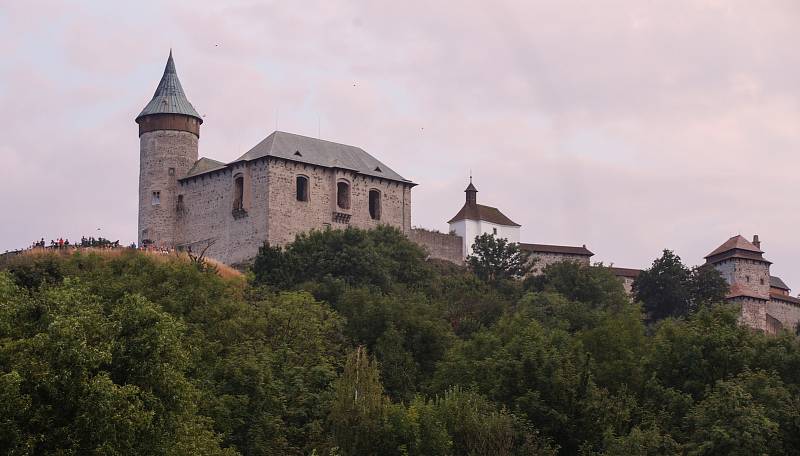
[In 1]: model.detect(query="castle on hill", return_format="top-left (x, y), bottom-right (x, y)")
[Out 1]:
top-left (136, 52), bottom-right (414, 265)
top-left (136, 52), bottom-right (799, 334)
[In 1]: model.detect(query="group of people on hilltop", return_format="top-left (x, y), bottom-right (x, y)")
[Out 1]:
top-left (18, 236), bottom-right (178, 256)
top-left (29, 236), bottom-right (123, 250)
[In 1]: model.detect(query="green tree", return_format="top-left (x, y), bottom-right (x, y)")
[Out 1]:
top-left (684, 378), bottom-right (779, 456)
top-left (252, 226), bottom-right (431, 292)
top-left (634, 250), bottom-right (728, 321)
top-left (467, 233), bottom-right (532, 283)
top-left (646, 304), bottom-right (755, 399)
top-left (689, 264), bottom-right (729, 308)
top-left (523, 262), bottom-right (628, 312)
top-left (634, 250), bottom-right (691, 321)
top-left (0, 276), bottom-right (233, 455)
top-left (328, 346), bottom-right (400, 456)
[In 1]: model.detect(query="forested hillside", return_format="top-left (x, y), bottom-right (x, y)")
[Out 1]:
top-left (2, 227), bottom-right (800, 455)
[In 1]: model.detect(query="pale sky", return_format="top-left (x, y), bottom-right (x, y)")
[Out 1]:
top-left (1, 0), bottom-right (799, 289)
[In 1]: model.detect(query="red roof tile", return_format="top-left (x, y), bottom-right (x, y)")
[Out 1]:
top-left (609, 267), bottom-right (642, 278)
top-left (519, 243), bottom-right (594, 256)
top-left (770, 292), bottom-right (800, 306)
top-left (726, 283), bottom-right (768, 300)
top-left (706, 235), bottom-right (762, 258)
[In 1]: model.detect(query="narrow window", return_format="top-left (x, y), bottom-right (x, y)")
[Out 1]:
top-left (746, 275), bottom-right (751, 283)
top-left (337, 181), bottom-right (350, 209)
top-left (176, 194), bottom-right (184, 211)
top-left (233, 175), bottom-right (244, 210)
top-left (493, 227), bottom-right (498, 235)
top-left (151, 191), bottom-right (160, 205)
top-left (369, 189), bottom-right (381, 220)
top-left (168, 167), bottom-right (175, 176)
top-left (296, 175), bottom-right (309, 201)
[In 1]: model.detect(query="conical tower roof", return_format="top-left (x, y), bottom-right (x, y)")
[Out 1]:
top-left (136, 51), bottom-right (202, 123)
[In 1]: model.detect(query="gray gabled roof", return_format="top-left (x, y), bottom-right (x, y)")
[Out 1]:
top-left (770, 276), bottom-right (790, 291)
top-left (233, 131), bottom-right (414, 184)
top-left (136, 51), bottom-right (202, 123)
top-left (186, 157), bottom-right (226, 177)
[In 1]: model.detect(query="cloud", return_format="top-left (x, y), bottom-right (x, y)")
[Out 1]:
top-left (1, 0), bottom-right (799, 289)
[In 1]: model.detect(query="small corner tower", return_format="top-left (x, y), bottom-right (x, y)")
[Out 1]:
top-left (136, 50), bottom-right (202, 248)
top-left (705, 234), bottom-right (772, 331)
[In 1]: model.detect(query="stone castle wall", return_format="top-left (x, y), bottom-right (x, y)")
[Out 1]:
top-left (138, 130), bottom-right (198, 248)
top-left (767, 299), bottom-right (800, 334)
top-left (715, 258), bottom-right (770, 298)
top-left (174, 157), bottom-right (412, 265)
top-left (265, 159), bottom-right (412, 247)
top-left (734, 296), bottom-right (768, 332)
top-left (619, 276), bottom-right (635, 295)
top-left (409, 228), bottom-right (464, 265)
top-left (529, 252), bottom-right (591, 274)
top-left (175, 159), bottom-right (270, 265)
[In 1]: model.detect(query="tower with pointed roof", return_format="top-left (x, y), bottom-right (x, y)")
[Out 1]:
top-left (704, 234), bottom-right (800, 334)
top-left (705, 234), bottom-right (772, 331)
top-left (136, 51), bottom-right (202, 248)
top-left (448, 178), bottom-right (521, 258)
top-left (131, 52), bottom-right (422, 264)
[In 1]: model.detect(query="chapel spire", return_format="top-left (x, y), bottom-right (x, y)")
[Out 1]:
top-left (465, 176), bottom-right (478, 206)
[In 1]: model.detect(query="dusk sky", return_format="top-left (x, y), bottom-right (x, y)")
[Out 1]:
top-left (2, 1), bottom-right (799, 288)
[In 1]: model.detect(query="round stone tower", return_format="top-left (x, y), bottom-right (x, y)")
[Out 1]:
top-left (135, 51), bottom-right (202, 248)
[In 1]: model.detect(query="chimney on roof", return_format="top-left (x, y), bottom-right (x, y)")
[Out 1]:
top-left (753, 234), bottom-right (761, 249)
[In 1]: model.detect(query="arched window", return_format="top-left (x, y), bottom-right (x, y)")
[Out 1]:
top-left (369, 189), bottom-right (381, 220)
top-left (233, 175), bottom-right (244, 211)
top-left (296, 175), bottom-right (309, 201)
top-left (337, 181), bottom-right (350, 209)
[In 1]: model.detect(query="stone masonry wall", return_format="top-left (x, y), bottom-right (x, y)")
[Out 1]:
top-left (529, 252), bottom-right (591, 275)
top-left (767, 299), bottom-right (800, 333)
top-left (619, 276), bottom-right (635, 295)
top-left (734, 296), bottom-right (768, 332)
top-left (175, 157), bottom-right (412, 265)
top-left (266, 159), bottom-right (412, 247)
top-left (139, 130), bottom-right (198, 248)
top-left (714, 258), bottom-right (771, 298)
top-left (175, 158), bottom-right (270, 265)
top-left (409, 228), bottom-right (464, 265)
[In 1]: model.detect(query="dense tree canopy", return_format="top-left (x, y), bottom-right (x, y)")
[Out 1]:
top-left (466, 233), bottom-right (532, 283)
top-left (633, 249), bottom-right (729, 321)
top-left (1, 231), bottom-right (799, 455)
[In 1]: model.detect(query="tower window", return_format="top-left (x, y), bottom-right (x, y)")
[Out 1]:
top-left (151, 191), bottom-right (161, 205)
top-left (296, 175), bottom-right (309, 202)
top-left (337, 181), bottom-right (350, 209)
top-left (493, 228), bottom-right (498, 235)
top-left (168, 167), bottom-right (175, 176)
top-left (369, 189), bottom-right (381, 220)
top-left (233, 175), bottom-right (244, 211)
